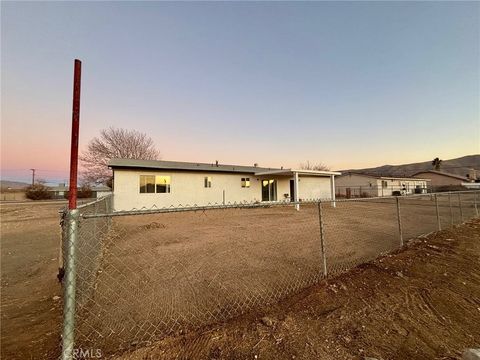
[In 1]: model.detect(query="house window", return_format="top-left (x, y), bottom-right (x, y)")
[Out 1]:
top-left (139, 175), bottom-right (170, 193)
top-left (381, 180), bottom-right (388, 188)
top-left (241, 177), bottom-right (250, 188)
top-left (140, 175), bottom-right (155, 193)
top-left (204, 176), bottom-right (212, 188)
top-left (156, 176), bottom-right (171, 193)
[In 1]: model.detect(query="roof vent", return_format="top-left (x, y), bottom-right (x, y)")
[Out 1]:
top-left (254, 163), bottom-right (258, 167)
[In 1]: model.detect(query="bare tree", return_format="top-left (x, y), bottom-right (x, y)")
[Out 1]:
top-left (81, 127), bottom-right (160, 185)
top-left (299, 161), bottom-right (330, 171)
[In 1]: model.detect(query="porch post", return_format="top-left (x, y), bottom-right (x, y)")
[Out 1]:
top-left (294, 171), bottom-right (299, 211)
top-left (330, 175), bottom-right (336, 208)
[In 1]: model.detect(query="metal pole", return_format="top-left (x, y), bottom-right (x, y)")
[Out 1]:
top-left (449, 192), bottom-right (453, 225)
top-left (474, 191), bottom-right (479, 217)
top-left (434, 193), bottom-right (441, 231)
top-left (317, 201), bottom-right (327, 277)
top-left (396, 196), bottom-right (403, 246)
top-left (458, 193), bottom-right (463, 222)
top-left (330, 175), bottom-right (336, 208)
top-left (62, 59), bottom-right (81, 360)
top-left (294, 172), bottom-right (299, 211)
top-left (30, 168), bottom-right (36, 185)
top-left (94, 201), bottom-right (98, 243)
top-left (61, 209), bottom-right (79, 360)
top-left (68, 59), bottom-right (82, 210)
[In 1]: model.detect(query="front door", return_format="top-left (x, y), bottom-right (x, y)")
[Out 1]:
top-left (289, 179), bottom-right (295, 202)
top-left (262, 179), bottom-right (277, 201)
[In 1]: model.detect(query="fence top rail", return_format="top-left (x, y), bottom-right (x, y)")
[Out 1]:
top-left (80, 190), bottom-right (479, 219)
top-left (77, 194), bottom-right (112, 210)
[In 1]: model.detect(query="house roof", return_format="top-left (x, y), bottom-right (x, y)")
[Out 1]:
top-left (108, 159), bottom-right (341, 177)
top-left (108, 158), bottom-right (279, 174)
top-left (340, 172), bottom-right (430, 181)
top-left (48, 185), bottom-right (112, 191)
top-left (254, 169), bottom-right (341, 176)
top-left (412, 170), bottom-right (470, 182)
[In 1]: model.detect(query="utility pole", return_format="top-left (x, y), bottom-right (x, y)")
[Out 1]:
top-left (30, 168), bottom-right (36, 185)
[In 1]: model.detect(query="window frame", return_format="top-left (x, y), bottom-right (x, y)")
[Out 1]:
top-left (204, 176), bottom-right (212, 188)
top-left (241, 177), bottom-right (251, 188)
top-left (139, 175), bottom-right (155, 194)
top-left (139, 175), bottom-right (171, 194)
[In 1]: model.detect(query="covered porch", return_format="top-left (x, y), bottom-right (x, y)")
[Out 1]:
top-left (254, 169), bottom-right (341, 210)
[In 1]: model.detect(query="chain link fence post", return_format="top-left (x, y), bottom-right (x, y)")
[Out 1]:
top-left (94, 201), bottom-right (98, 244)
top-left (434, 193), bottom-right (441, 231)
top-left (458, 193), bottom-right (463, 223)
top-left (448, 192), bottom-right (453, 225)
top-left (61, 209), bottom-right (80, 360)
top-left (474, 191), bottom-right (479, 217)
top-left (395, 196), bottom-right (403, 246)
top-left (317, 200), bottom-right (327, 277)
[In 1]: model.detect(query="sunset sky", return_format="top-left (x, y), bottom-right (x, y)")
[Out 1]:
top-left (1, 1), bottom-right (479, 183)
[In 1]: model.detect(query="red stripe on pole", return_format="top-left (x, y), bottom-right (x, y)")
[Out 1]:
top-left (68, 59), bottom-right (82, 210)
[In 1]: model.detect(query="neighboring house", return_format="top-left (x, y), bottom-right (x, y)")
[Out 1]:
top-left (48, 183), bottom-right (112, 199)
top-left (335, 173), bottom-right (430, 198)
top-left (412, 170), bottom-right (473, 191)
top-left (108, 159), bottom-right (341, 211)
top-left (49, 184), bottom-right (69, 199)
top-left (92, 185), bottom-right (113, 198)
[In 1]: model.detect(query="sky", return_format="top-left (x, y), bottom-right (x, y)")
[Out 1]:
top-left (1, 1), bottom-right (479, 183)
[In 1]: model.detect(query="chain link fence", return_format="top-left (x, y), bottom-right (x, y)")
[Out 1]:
top-left (59, 191), bottom-right (479, 359)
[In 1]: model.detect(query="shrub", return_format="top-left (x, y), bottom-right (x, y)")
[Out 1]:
top-left (78, 185), bottom-right (93, 199)
top-left (25, 184), bottom-right (52, 200)
top-left (63, 185), bottom-right (94, 199)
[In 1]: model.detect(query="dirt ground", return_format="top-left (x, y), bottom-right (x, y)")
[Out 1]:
top-left (0, 202), bottom-right (64, 360)
top-left (0, 197), bottom-right (478, 359)
top-left (73, 196), bottom-right (474, 355)
top-left (117, 219), bottom-right (480, 360)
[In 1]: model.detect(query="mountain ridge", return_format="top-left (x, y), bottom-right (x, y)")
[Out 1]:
top-left (0, 180), bottom-right (30, 190)
top-left (341, 154), bottom-right (480, 178)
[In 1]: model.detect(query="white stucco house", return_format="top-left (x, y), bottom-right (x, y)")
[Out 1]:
top-left (335, 173), bottom-right (430, 198)
top-left (108, 159), bottom-right (341, 211)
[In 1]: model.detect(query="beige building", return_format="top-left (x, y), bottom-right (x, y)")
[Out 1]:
top-left (335, 173), bottom-right (430, 198)
top-left (412, 170), bottom-right (472, 190)
top-left (109, 159), bottom-right (341, 211)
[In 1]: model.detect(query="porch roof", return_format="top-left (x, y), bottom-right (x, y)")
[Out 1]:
top-left (254, 169), bottom-right (341, 177)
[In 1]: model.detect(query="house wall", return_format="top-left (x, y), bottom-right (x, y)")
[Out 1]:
top-left (0, 190), bottom-right (27, 201)
top-left (335, 174), bottom-right (377, 197)
top-left (96, 190), bottom-right (113, 199)
top-left (112, 169), bottom-right (334, 211)
top-left (375, 179), bottom-right (429, 196)
top-left (297, 176), bottom-right (332, 200)
top-left (336, 174), bottom-right (429, 197)
top-left (413, 172), bottom-right (464, 186)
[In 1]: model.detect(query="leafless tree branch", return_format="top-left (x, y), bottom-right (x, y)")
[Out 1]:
top-left (80, 127), bottom-right (160, 185)
top-left (299, 161), bottom-right (330, 171)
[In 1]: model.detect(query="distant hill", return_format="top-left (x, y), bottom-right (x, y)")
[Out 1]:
top-left (0, 180), bottom-right (29, 190)
top-left (342, 155), bottom-right (480, 178)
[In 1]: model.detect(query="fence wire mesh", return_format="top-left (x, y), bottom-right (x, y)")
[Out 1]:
top-left (60, 191), bottom-right (479, 359)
